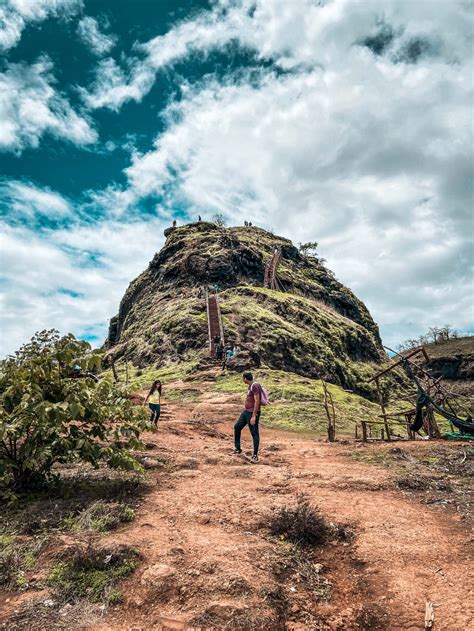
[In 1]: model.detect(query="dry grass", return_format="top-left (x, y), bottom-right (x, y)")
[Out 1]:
top-left (189, 605), bottom-right (278, 631)
top-left (267, 496), bottom-right (333, 547)
top-left (0, 599), bottom-right (103, 631)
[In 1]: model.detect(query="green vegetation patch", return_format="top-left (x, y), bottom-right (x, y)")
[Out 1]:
top-left (0, 534), bottom-right (44, 590)
top-left (1, 473), bottom-right (146, 536)
top-left (212, 369), bottom-right (383, 436)
top-left (1, 330), bottom-right (149, 497)
top-left (64, 500), bottom-right (135, 533)
top-left (48, 544), bottom-right (139, 605)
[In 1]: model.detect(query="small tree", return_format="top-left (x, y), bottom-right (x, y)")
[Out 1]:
top-left (0, 330), bottom-right (149, 494)
top-left (427, 326), bottom-right (441, 344)
top-left (298, 241), bottom-right (319, 258)
top-left (212, 213), bottom-right (226, 227)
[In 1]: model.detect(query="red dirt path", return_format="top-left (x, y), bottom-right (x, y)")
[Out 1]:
top-left (95, 385), bottom-right (473, 631)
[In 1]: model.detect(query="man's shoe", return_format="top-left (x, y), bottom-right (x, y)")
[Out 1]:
top-left (251, 455), bottom-right (259, 464)
top-left (232, 448), bottom-right (242, 455)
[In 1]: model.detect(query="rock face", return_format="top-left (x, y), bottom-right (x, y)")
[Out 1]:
top-left (422, 337), bottom-right (474, 392)
top-left (105, 222), bottom-right (386, 390)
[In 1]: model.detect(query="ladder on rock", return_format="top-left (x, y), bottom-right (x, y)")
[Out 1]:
top-left (264, 248), bottom-right (282, 290)
top-left (206, 290), bottom-right (225, 357)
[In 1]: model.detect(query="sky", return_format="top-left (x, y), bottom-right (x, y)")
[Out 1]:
top-left (0, 0), bottom-right (473, 357)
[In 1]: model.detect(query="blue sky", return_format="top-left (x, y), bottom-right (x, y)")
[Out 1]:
top-left (1, 0), bottom-right (473, 356)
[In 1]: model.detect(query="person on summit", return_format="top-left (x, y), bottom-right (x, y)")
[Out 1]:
top-left (143, 379), bottom-right (162, 429)
top-left (233, 372), bottom-right (265, 463)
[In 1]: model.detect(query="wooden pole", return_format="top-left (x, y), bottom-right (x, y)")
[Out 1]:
top-left (361, 421), bottom-right (368, 442)
top-left (368, 346), bottom-right (427, 382)
top-left (375, 377), bottom-right (391, 441)
top-left (322, 380), bottom-right (336, 442)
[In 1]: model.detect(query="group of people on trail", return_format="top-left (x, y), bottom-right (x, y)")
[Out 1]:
top-left (213, 334), bottom-right (241, 369)
top-left (144, 371), bottom-right (265, 464)
top-left (244, 220), bottom-right (253, 227)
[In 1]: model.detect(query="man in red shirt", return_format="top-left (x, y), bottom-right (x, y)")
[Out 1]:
top-left (233, 371), bottom-right (262, 463)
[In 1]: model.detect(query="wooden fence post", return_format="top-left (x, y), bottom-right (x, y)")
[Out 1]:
top-left (361, 421), bottom-right (368, 442)
top-left (322, 380), bottom-right (336, 442)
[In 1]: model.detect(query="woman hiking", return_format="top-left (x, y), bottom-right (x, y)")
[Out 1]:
top-left (144, 379), bottom-right (162, 428)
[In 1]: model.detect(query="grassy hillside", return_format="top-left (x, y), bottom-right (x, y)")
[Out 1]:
top-left (106, 362), bottom-right (424, 437)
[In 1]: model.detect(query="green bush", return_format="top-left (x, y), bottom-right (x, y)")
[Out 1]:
top-left (0, 330), bottom-right (149, 494)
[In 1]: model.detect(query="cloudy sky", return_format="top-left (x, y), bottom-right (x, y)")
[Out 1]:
top-left (0, 0), bottom-right (472, 356)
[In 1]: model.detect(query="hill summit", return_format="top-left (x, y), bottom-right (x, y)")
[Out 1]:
top-left (105, 222), bottom-right (385, 391)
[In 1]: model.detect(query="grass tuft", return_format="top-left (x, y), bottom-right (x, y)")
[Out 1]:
top-left (64, 501), bottom-right (135, 532)
top-left (48, 543), bottom-right (139, 605)
top-left (0, 535), bottom-right (44, 590)
top-left (267, 496), bottom-right (332, 547)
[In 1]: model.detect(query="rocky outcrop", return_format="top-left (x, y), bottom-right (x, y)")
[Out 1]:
top-left (422, 337), bottom-right (474, 382)
top-left (105, 222), bottom-right (387, 391)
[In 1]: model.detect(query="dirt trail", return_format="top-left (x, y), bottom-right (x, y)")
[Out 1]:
top-left (95, 383), bottom-right (473, 631)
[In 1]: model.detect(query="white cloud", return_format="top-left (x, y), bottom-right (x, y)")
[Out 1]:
top-left (80, 57), bottom-right (156, 111)
top-left (0, 56), bottom-right (97, 153)
top-left (81, 0), bottom-right (473, 110)
top-left (0, 218), bottom-right (169, 356)
top-left (81, 2), bottom-right (238, 110)
top-left (2, 0), bottom-right (472, 354)
top-left (0, 0), bottom-right (82, 51)
top-left (77, 16), bottom-right (117, 56)
top-left (0, 181), bottom-right (72, 221)
top-left (114, 1), bottom-right (472, 347)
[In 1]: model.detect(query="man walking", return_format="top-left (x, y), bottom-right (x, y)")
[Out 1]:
top-left (233, 371), bottom-right (263, 463)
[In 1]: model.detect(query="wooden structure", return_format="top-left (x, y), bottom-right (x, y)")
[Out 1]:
top-left (206, 289), bottom-right (225, 357)
top-left (357, 345), bottom-right (447, 442)
top-left (367, 346), bottom-right (430, 383)
top-left (264, 248), bottom-right (282, 290)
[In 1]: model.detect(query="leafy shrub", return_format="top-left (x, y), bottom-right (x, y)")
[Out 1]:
top-left (267, 496), bottom-right (332, 546)
top-left (0, 330), bottom-right (149, 494)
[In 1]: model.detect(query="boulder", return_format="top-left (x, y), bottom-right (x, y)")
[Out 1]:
top-left (225, 350), bottom-right (260, 372)
top-left (141, 563), bottom-right (176, 587)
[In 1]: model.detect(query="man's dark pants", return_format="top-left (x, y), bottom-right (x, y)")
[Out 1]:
top-left (234, 410), bottom-right (260, 456)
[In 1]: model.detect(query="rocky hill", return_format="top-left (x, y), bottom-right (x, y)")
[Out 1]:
top-left (422, 336), bottom-right (474, 396)
top-left (105, 222), bottom-right (386, 392)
